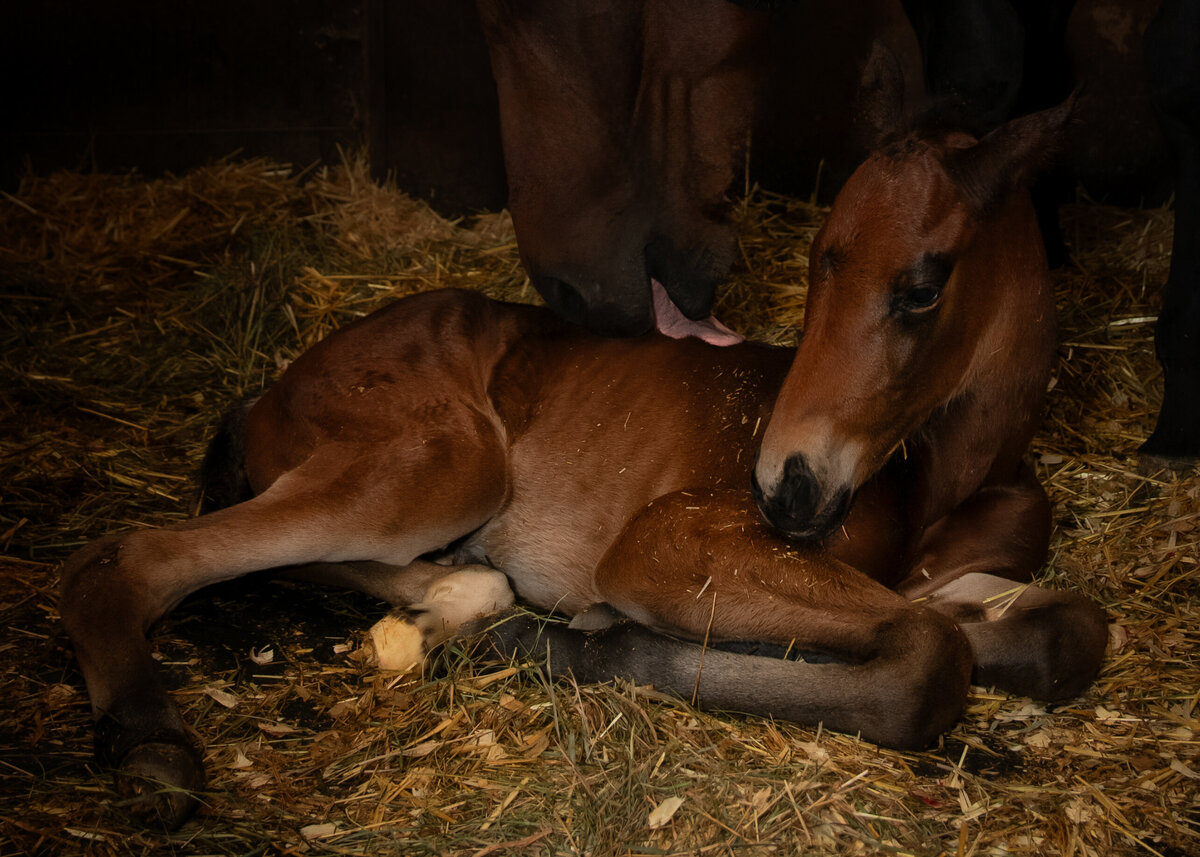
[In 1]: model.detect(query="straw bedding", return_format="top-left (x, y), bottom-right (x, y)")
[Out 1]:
top-left (0, 156), bottom-right (1196, 856)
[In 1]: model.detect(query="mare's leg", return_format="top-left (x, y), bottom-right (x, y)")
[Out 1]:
top-left (1142, 0), bottom-right (1200, 466)
top-left (487, 489), bottom-right (974, 750)
top-left (896, 470), bottom-right (1107, 700)
top-left (59, 437), bottom-right (506, 827)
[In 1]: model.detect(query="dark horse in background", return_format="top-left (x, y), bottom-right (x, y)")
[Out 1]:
top-left (476, 0), bottom-right (1200, 466)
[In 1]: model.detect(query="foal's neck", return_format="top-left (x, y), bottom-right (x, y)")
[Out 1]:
top-left (911, 193), bottom-right (1056, 528)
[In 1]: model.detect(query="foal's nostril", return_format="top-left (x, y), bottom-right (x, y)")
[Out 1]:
top-left (753, 452), bottom-right (849, 542)
top-left (778, 453), bottom-right (822, 522)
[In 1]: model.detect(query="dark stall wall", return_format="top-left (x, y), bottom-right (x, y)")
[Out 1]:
top-left (366, 1), bottom-right (507, 213)
top-left (0, 1), bottom-right (366, 186)
top-left (0, 0), bottom-right (507, 215)
top-left (0, 1), bottom-right (1172, 215)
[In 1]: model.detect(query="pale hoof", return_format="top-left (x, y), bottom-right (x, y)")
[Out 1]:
top-left (367, 612), bottom-right (427, 672)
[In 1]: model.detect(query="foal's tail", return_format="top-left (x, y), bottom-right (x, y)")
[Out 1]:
top-left (195, 398), bottom-right (257, 514)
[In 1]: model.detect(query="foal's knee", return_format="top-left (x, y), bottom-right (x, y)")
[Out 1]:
top-left (868, 610), bottom-right (974, 749)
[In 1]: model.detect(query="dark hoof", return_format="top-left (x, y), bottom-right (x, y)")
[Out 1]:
top-left (114, 740), bottom-right (206, 830)
top-left (1136, 448), bottom-right (1199, 479)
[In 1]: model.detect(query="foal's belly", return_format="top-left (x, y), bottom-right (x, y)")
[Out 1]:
top-left (460, 426), bottom-right (735, 614)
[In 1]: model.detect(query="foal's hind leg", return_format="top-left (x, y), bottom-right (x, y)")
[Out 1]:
top-left (59, 439), bottom-right (506, 827)
top-left (897, 471), bottom-right (1107, 700)
top-left (283, 559), bottom-right (515, 670)
top-left (363, 565), bottom-right (515, 671)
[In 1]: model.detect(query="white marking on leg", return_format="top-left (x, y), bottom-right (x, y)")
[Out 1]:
top-left (367, 566), bottom-right (514, 672)
top-left (924, 572), bottom-right (1032, 621)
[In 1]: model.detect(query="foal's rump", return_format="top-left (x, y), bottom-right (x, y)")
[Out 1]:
top-left (237, 289), bottom-right (539, 494)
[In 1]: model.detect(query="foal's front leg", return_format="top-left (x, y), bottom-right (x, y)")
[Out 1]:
top-left (898, 471), bottom-right (1107, 700)
top-left (502, 489), bottom-right (976, 749)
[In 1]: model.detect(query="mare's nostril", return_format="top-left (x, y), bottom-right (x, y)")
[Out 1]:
top-left (644, 237), bottom-right (719, 319)
top-left (535, 276), bottom-right (589, 326)
top-left (533, 275), bottom-right (652, 336)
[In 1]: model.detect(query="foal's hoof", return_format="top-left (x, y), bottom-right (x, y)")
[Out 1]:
top-left (367, 611), bottom-right (427, 672)
top-left (114, 740), bottom-right (205, 830)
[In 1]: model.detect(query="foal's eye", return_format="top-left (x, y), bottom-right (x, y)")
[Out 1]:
top-left (902, 285), bottom-right (942, 310)
top-left (890, 253), bottom-right (954, 316)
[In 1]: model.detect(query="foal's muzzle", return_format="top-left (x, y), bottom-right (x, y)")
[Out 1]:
top-left (751, 452), bottom-right (853, 542)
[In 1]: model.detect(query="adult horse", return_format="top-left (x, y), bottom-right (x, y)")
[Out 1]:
top-left (474, 0), bottom-right (770, 340)
top-left (1141, 0), bottom-right (1200, 465)
top-left (60, 84), bottom-right (1106, 828)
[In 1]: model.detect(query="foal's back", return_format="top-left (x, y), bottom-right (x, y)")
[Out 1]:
top-left (247, 288), bottom-right (801, 609)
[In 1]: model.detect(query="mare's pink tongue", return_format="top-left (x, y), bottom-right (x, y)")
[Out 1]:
top-left (651, 278), bottom-right (743, 346)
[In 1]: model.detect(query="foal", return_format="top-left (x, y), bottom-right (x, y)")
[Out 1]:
top-left (59, 101), bottom-right (1106, 827)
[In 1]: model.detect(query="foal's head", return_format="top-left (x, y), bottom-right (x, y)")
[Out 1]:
top-left (752, 100), bottom-right (1071, 541)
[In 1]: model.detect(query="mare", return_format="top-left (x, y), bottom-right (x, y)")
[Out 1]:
top-left (58, 93), bottom-right (1108, 829)
top-left (475, 0), bottom-right (770, 340)
top-left (1142, 0), bottom-right (1200, 464)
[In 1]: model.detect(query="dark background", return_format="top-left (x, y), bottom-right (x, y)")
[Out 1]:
top-left (0, 0), bottom-right (1172, 215)
top-left (0, 1), bottom-right (508, 213)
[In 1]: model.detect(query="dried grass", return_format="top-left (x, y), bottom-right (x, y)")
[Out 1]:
top-left (0, 156), bottom-right (1196, 856)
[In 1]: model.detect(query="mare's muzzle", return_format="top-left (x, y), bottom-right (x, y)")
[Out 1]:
top-left (751, 452), bottom-right (853, 542)
top-left (534, 276), bottom-right (653, 337)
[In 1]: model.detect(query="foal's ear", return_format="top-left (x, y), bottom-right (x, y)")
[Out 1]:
top-left (857, 42), bottom-right (908, 147)
top-left (942, 94), bottom-right (1079, 217)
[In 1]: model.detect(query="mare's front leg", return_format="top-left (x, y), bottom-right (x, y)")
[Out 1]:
top-left (1141, 0), bottom-right (1200, 466)
top-left (58, 435), bottom-right (507, 828)
top-left (897, 468), bottom-right (1107, 700)
top-left (490, 489), bottom-right (974, 749)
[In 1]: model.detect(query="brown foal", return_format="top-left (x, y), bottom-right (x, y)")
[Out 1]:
top-left (59, 99), bottom-right (1106, 827)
